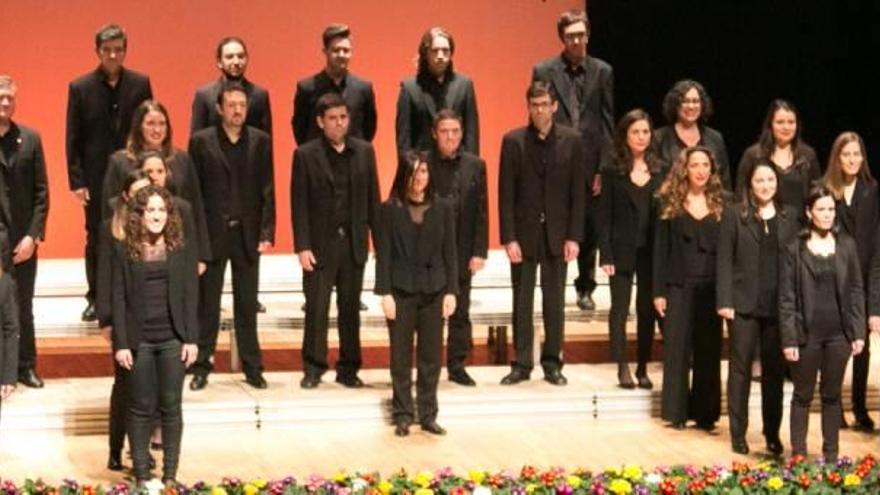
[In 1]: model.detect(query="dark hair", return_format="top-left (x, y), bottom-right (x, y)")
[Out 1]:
top-left (121, 169), bottom-right (150, 199)
top-left (611, 109), bottom-right (661, 174)
top-left (657, 146), bottom-right (725, 221)
top-left (314, 92), bottom-right (348, 117)
top-left (800, 184), bottom-right (838, 237)
top-left (215, 36), bottom-right (247, 62)
top-left (526, 80), bottom-right (557, 102)
top-left (112, 169), bottom-right (150, 241)
top-left (322, 23), bottom-right (351, 48)
top-left (432, 109), bottom-right (462, 130)
top-left (136, 150), bottom-right (172, 186)
top-left (417, 27), bottom-right (455, 78)
top-left (95, 24), bottom-right (126, 50)
top-left (757, 99), bottom-right (804, 163)
top-left (737, 161), bottom-right (785, 223)
top-left (557, 10), bottom-right (590, 40)
top-left (396, 151), bottom-right (434, 203)
top-left (824, 131), bottom-right (875, 200)
top-left (124, 185), bottom-right (184, 260)
top-left (126, 100), bottom-right (173, 157)
top-left (662, 79), bottom-right (713, 125)
top-left (216, 81), bottom-right (248, 106)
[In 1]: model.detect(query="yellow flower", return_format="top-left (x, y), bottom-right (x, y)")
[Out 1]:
top-left (757, 461), bottom-right (772, 472)
top-left (415, 471), bottom-right (433, 488)
top-left (414, 490), bottom-right (433, 495)
top-left (844, 474), bottom-right (861, 487)
top-left (211, 488), bottom-right (227, 495)
top-left (243, 484), bottom-right (258, 495)
top-left (252, 479), bottom-right (268, 489)
top-left (469, 470), bottom-right (486, 485)
top-left (622, 465), bottom-right (642, 481)
top-left (565, 476), bottom-right (581, 489)
top-left (378, 480), bottom-right (393, 495)
top-left (766, 477), bottom-right (783, 490)
top-left (525, 483), bottom-right (537, 494)
top-left (333, 471), bottom-right (349, 483)
top-left (608, 479), bottom-right (632, 495)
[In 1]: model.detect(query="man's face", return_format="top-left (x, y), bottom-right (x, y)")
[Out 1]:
top-left (217, 41), bottom-right (248, 80)
top-left (561, 21), bottom-right (588, 62)
top-left (317, 105), bottom-right (350, 144)
top-left (427, 36), bottom-right (452, 76)
top-left (0, 86), bottom-right (16, 123)
top-left (324, 37), bottom-right (352, 74)
top-left (97, 38), bottom-right (127, 75)
top-left (216, 90), bottom-right (248, 128)
top-left (528, 94), bottom-right (557, 129)
top-left (433, 118), bottom-right (462, 158)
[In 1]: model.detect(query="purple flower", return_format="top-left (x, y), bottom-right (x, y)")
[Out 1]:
top-left (634, 485), bottom-right (649, 495)
top-left (555, 482), bottom-right (572, 495)
top-left (838, 457), bottom-right (853, 468)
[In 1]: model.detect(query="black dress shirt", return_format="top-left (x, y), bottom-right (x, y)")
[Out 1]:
top-left (323, 139), bottom-right (353, 229)
top-left (218, 127), bottom-right (248, 221)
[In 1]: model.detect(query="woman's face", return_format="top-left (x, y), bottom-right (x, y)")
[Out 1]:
top-left (142, 194), bottom-right (168, 235)
top-left (807, 195), bottom-right (836, 231)
top-left (141, 110), bottom-right (168, 150)
top-left (141, 156), bottom-right (167, 188)
top-left (750, 165), bottom-right (778, 205)
top-left (677, 87), bottom-right (702, 125)
top-left (408, 161), bottom-right (430, 196)
top-left (839, 140), bottom-right (864, 178)
top-left (686, 150), bottom-right (712, 190)
top-left (771, 108), bottom-right (797, 146)
top-left (626, 119), bottom-right (651, 155)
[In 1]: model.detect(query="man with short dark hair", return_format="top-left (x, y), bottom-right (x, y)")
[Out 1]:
top-left (0, 75), bottom-right (49, 389)
top-left (532, 9), bottom-right (613, 312)
top-left (498, 81), bottom-right (586, 387)
top-left (292, 92), bottom-right (380, 389)
top-left (188, 82), bottom-right (275, 391)
top-left (66, 23), bottom-right (153, 323)
top-left (427, 109), bottom-right (487, 386)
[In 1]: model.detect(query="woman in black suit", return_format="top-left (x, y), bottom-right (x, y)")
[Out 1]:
top-left (717, 161), bottom-right (799, 455)
top-left (654, 146), bottom-right (726, 430)
top-left (111, 184), bottom-right (199, 484)
top-left (735, 100), bottom-right (821, 212)
top-left (780, 185), bottom-right (865, 462)
top-left (652, 80), bottom-right (731, 189)
top-left (822, 131), bottom-right (878, 431)
top-left (375, 152), bottom-right (457, 437)
top-left (598, 109), bottom-right (663, 389)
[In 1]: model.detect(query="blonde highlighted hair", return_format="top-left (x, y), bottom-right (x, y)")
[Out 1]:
top-left (657, 146), bottom-right (725, 220)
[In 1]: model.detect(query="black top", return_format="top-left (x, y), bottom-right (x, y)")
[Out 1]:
top-left (777, 163), bottom-right (814, 213)
top-left (806, 251), bottom-right (844, 342)
top-left (629, 180), bottom-right (653, 248)
top-left (431, 153), bottom-right (460, 199)
top-left (682, 214), bottom-right (718, 283)
top-left (323, 139), bottom-right (353, 229)
top-left (137, 259), bottom-right (175, 344)
top-left (218, 127), bottom-right (248, 221)
top-left (755, 216), bottom-right (780, 318)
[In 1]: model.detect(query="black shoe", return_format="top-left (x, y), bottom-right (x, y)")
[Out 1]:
top-left (576, 291), bottom-right (596, 311)
top-left (617, 365), bottom-right (635, 389)
top-left (766, 436), bottom-right (784, 456)
top-left (300, 374), bottom-right (321, 389)
top-left (420, 421), bottom-right (447, 435)
top-left (854, 412), bottom-right (875, 432)
top-left (500, 369), bottom-right (530, 385)
top-left (448, 368), bottom-right (476, 386)
top-left (107, 451), bottom-right (124, 471)
top-left (394, 421), bottom-right (410, 437)
top-left (81, 302), bottom-right (97, 322)
top-left (544, 369), bottom-right (568, 386)
top-left (18, 368), bottom-right (44, 388)
top-left (189, 374), bottom-right (208, 391)
top-left (335, 375), bottom-right (365, 388)
top-left (635, 373), bottom-right (653, 390)
top-left (667, 421), bottom-right (686, 430)
top-left (257, 301), bottom-right (267, 313)
top-left (360, 301), bottom-right (368, 311)
top-left (696, 421), bottom-right (716, 432)
top-left (732, 438), bottom-right (750, 455)
top-left (245, 374), bottom-right (268, 389)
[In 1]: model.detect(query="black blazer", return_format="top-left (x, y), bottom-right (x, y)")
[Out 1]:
top-left (0, 123), bottom-right (50, 244)
top-left (597, 168), bottom-right (662, 272)
top-left (189, 126), bottom-right (276, 262)
top-left (653, 211), bottom-right (723, 298)
top-left (291, 137), bottom-right (380, 267)
top-left (735, 143), bottom-right (820, 210)
top-left (834, 179), bottom-right (879, 281)
top-left (395, 72), bottom-right (479, 156)
top-left (374, 198), bottom-right (458, 296)
top-left (427, 149), bottom-right (488, 275)
top-left (0, 272), bottom-right (18, 385)
top-left (653, 125), bottom-right (732, 189)
top-left (110, 233), bottom-right (199, 352)
top-left (101, 149), bottom-right (212, 261)
top-left (292, 71), bottom-right (377, 145)
top-left (498, 124), bottom-right (587, 258)
top-left (190, 78), bottom-right (272, 135)
top-left (779, 234), bottom-right (865, 347)
top-left (716, 203), bottom-right (800, 315)
top-left (66, 67), bottom-right (152, 192)
top-left (532, 54), bottom-right (614, 146)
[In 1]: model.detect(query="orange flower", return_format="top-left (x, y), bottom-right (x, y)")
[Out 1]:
top-left (521, 466), bottom-right (537, 479)
top-left (798, 474), bottom-right (811, 488)
top-left (827, 472), bottom-right (842, 485)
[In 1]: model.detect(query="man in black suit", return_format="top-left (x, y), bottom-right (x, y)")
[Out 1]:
top-left (292, 93), bottom-right (380, 389)
top-left (395, 27), bottom-right (479, 189)
top-left (426, 109), bottom-right (487, 386)
top-left (188, 82), bottom-right (275, 391)
top-left (533, 10), bottom-right (613, 312)
top-left (498, 81), bottom-right (586, 386)
top-left (66, 24), bottom-right (152, 322)
top-left (0, 76), bottom-right (49, 389)
top-left (292, 23), bottom-right (377, 145)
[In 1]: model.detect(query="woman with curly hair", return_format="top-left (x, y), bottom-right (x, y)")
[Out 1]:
top-left (110, 184), bottom-right (199, 484)
top-left (654, 146), bottom-right (726, 430)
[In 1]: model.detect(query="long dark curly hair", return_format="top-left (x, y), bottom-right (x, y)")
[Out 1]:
top-left (123, 185), bottom-right (184, 260)
top-left (657, 146), bottom-right (725, 220)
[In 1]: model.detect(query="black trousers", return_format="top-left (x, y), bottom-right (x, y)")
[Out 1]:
top-left (109, 359), bottom-right (128, 452)
top-left (446, 274), bottom-right (472, 370)
top-left (574, 207), bottom-right (598, 295)
top-left (389, 290), bottom-right (444, 424)
top-left (84, 192), bottom-right (102, 303)
top-left (128, 339), bottom-right (185, 481)
top-left (790, 337), bottom-right (851, 460)
top-left (850, 327), bottom-right (871, 415)
top-left (727, 314), bottom-right (785, 441)
top-left (607, 246), bottom-right (656, 367)
top-left (660, 282), bottom-right (722, 425)
top-left (194, 225), bottom-right (262, 377)
top-left (302, 232), bottom-right (364, 379)
top-left (12, 255), bottom-right (37, 370)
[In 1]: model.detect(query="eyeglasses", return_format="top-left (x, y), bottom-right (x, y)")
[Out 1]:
top-left (680, 98), bottom-right (701, 105)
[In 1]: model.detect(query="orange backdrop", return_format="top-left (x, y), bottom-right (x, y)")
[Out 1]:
top-left (0, 0), bottom-right (580, 258)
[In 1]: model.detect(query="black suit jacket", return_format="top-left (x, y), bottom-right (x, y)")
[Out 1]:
top-left (292, 71), bottom-right (377, 145)
top-left (291, 137), bottom-right (380, 266)
top-left (835, 179), bottom-right (879, 283)
top-left (190, 78), bottom-right (272, 136)
top-left (653, 125), bottom-right (731, 189)
top-left (374, 197), bottom-right (458, 296)
top-left (0, 123), bottom-right (50, 245)
top-left (66, 67), bottom-right (152, 192)
top-left (597, 168), bottom-right (662, 272)
top-left (716, 203), bottom-right (800, 315)
top-left (498, 124), bottom-right (587, 258)
top-left (189, 126), bottom-right (276, 262)
top-left (395, 72), bottom-right (479, 156)
top-left (779, 234), bottom-right (865, 347)
top-left (532, 55), bottom-right (614, 145)
top-left (0, 273), bottom-right (18, 385)
top-left (653, 211), bottom-right (722, 298)
top-left (427, 149), bottom-right (488, 275)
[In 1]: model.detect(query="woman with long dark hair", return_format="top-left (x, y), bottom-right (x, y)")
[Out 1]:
top-left (717, 161), bottom-right (798, 455)
top-left (780, 185), bottom-right (865, 462)
top-left (598, 109), bottom-right (663, 389)
top-left (654, 146), bottom-right (726, 430)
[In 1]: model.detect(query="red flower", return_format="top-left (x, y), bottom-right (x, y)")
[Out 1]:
top-left (521, 466), bottom-right (537, 479)
top-left (540, 472), bottom-right (556, 486)
top-left (827, 472), bottom-right (842, 486)
top-left (740, 476), bottom-right (755, 487)
top-left (798, 474), bottom-right (811, 488)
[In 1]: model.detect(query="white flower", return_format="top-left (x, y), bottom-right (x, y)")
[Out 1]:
top-left (144, 478), bottom-right (165, 495)
top-left (644, 473), bottom-right (662, 485)
top-left (717, 469), bottom-right (731, 481)
top-left (473, 486), bottom-right (492, 495)
top-left (352, 478), bottom-right (367, 491)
